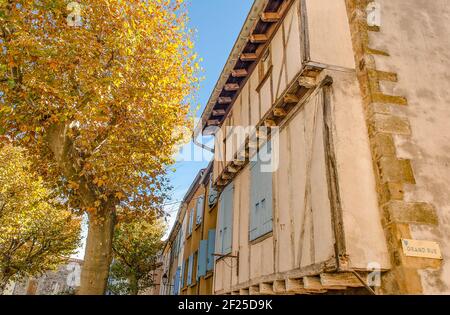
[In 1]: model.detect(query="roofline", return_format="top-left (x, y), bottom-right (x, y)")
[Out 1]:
top-left (194, 0), bottom-right (268, 138)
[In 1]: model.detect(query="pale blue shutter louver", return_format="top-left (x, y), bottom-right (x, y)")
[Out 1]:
top-left (198, 240), bottom-right (208, 279)
top-left (196, 196), bottom-right (204, 226)
top-left (187, 254), bottom-right (193, 286)
top-left (207, 229), bottom-right (216, 271)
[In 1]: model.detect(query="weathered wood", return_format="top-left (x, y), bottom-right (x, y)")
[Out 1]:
top-left (231, 291), bottom-right (240, 295)
top-left (273, 108), bottom-right (287, 117)
top-left (232, 69), bottom-right (248, 78)
top-left (218, 97), bottom-right (232, 104)
top-left (222, 173), bottom-right (232, 180)
top-left (250, 34), bottom-right (268, 44)
top-left (284, 94), bottom-right (300, 104)
top-left (207, 119), bottom-right (220, 126)
top-left (233, 159), bottom-right (246, 166)
top-left (239, 288), bottom-right (249, 295)
top-left (320, 273), bottom-right (365, 288)
top-left (261, 12), bottom-right (281, 23)
top-left (212, 109), bottom-right (226, 116)
top-left (240, 53), bottom-right (258, 62)
top-left (259, 283), bottom-right (275, 295)
top-left (264, 119), bottom-right (277, 127)
top-left (285, 279), bottom-right (308, 294)
top-left (249, 285), bottom-right (260, 295)
top-left (298, 76), bottom-right (317, 88)
top-left (224, 83), bottom-right (240, 91)
top-left (273, 280), bottom-right (287, 294)
top-left (227, 165), bottom-right (239, 173)
top-left (303, 276), bottom-right (327, 293)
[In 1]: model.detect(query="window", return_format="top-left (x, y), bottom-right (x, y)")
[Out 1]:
top-left (217, 184), bottom-right (234, 255)
top-left (196, 196), bottom-right (204, 226)
top-left (249, 141), bottom-right (273, 241)
top-left (173, 267), bottom-right (181, 295)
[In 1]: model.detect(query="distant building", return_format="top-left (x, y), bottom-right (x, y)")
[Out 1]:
top-left (6, 259), bottom-right (83, 295)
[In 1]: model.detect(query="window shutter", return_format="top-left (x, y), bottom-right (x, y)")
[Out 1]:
top-left (173, 267), bottom-right (180, 295)
top-left (188, 209), bottom-right (194, 235)
top-left (207, 229), bottom-right (216, 271)
top-left (187, 255), bottom-right (193, 286)
top-left (181, 261), bottom-right (186, 288)
top-left (249, 142), bottom-right (273, 241)
top-left (196, 197), bottom-right (204, 225)
top-left (222, 184), bottom-right (233, 254)
top-left (198, 240), bottom-right (207, 279)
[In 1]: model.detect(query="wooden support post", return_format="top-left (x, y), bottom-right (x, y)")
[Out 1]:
top-left (232, 69), bottom-right (248, 78)
top-left (250, 34), bottom-right (268, 44)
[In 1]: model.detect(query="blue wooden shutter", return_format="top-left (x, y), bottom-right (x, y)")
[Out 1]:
top-left (196, 197), bottom-right (204, 225)
top-left (250, 142), bottom-right (273, 241)
top-left (198, 240), bottom-right (207, 279)
top-left (207, 229), bottom-right (216, 271)
top-left (188, 208), bottom-right (194, 235)
top-left (173, 267), bottom-right (180, 295)
top-left (187, 254), bottom-right (193, 286)
top-left (181, 260), bottom-right (186, 288)
top-left (220, 184), bottom-right (233, 254)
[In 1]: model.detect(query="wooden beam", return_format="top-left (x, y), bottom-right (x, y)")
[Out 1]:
top-left (239, 288), bottom-right (249, 295)
top-left (240, 53), bottom-right (258, 62)
top-left (207, 119), bottom-right (220, 126)
top-left (261, 12), bottom-right (281, 23)
top-left (273, 108), bottom-right (287, 118)
top-left (212, 109), bottom-right (226, 116)
top-left (264, 119), bottom-right (277, 127)
top-left (233, 159), bottom-right (246, 166)
top-left (224, 83), bottom-right (240, 91)
top-left (285, 279), bottom-right (308, 294)
top-left (218, 97), bottom-right (232, 104)
top-left (259, 283), bottom-right (275, 295)
top-left (320, 273), bottom-right (365, 288)
top-left (232, 69), bottom-right (248, 78)
top-left (250, 34), bottom-right (268, 44)
top-left (231, 291), bottom-right (240, 295)
top-left (284, 94), bottom-right (300, 104)
top-left (303, 276), bottom-right (327, 293)
top-left (298, 76), bottom-right (317, 89)
top-left (222, 173), bottom-right (232, 180)
top-left (273, 280), bottom-right (287, 294)
top-left (249, 285), bottom-right (260, 295)
top-left (227, 165), bottom-right (239, 173)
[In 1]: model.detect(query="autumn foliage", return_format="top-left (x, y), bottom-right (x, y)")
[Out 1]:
top-left (0, 144), bottom-right (81, 294)
top-left (1, 0), bottom-right (198, 294)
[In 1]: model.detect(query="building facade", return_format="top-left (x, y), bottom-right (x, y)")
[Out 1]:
top-left (162, 164), bottom-right (219, 295)
top-left (192, 0), bottom-right (450, 295)
top-left (5, 259), bottom-right (83, 295)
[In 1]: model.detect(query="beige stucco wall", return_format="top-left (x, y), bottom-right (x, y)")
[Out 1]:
top-left (368, 0), bottom-right (450, 293)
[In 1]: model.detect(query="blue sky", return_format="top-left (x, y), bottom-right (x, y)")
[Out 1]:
top-left (163, 0), bottom-right (254, 232)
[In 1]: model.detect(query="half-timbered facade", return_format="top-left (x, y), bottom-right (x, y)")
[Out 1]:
top-left (194, 0), bottom-right (450, 295)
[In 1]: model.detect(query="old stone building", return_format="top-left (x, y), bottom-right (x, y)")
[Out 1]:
top-left (189, 0), bottom-right (450, 295)
top-left (6, 259), bottom-right (83, 295)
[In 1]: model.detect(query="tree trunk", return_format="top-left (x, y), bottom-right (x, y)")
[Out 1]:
top-left (78, 208), bottom-right (116, 295)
